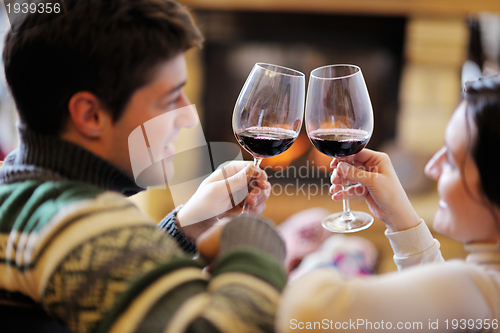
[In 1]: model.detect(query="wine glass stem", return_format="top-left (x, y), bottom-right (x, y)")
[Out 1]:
top-left (340, 172), bottom-right (355, 223)
top-left (241, 157), bottom-right (263, 214)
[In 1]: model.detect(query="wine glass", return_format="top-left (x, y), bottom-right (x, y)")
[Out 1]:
top-left (305, 64), bottom-right (374, 232)
top-left (233, 63), bottom-right (305, 213)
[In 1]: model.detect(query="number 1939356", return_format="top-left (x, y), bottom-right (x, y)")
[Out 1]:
top-left (5, 2), bottom-right (61, 14)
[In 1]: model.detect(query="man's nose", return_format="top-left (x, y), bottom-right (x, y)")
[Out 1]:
top-left (175, 97), bottom-right (198, 129)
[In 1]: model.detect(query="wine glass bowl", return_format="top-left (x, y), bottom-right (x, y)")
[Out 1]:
top-left (306, 64), bottom-right (374, 233)
top-left (233, 63), bottom-right (305, 212)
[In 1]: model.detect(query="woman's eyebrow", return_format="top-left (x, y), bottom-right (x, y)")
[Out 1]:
top-left (444, 139), bottom-right (457, 165)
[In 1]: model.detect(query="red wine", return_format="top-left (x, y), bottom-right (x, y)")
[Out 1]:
top-left (235, 127), bottom-right (297, 158)
top-left (308, 129), bottom-right (369, 157)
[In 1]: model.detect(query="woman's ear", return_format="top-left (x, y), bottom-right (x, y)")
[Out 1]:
top-left (67, 92), bottom-right (110, 139)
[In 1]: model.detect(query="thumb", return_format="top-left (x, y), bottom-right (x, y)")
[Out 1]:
top-left (338, 162), bottom-right (374, 186)
top-left (224, 164), bottom-right (252, 198)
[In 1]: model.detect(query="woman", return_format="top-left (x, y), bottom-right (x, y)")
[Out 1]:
top-left (272, 74), bottom-right (500, 331)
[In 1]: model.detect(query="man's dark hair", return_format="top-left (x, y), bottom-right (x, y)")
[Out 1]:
top-left (2, 0), bottom-right (203, 136)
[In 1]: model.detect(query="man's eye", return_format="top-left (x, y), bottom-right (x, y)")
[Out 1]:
top-left (162, 96), bottom-right (181, 109)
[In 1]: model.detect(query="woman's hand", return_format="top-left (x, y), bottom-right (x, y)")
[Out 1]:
top-left (330, 149), bottom-right (421, 232)
top-left (176, 161), bottom-right (270, 241)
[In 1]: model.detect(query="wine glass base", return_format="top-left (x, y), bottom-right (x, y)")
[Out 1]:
top-left (321, 211), bottom-right (374, 233)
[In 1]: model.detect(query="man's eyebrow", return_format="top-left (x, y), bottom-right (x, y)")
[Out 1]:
top-left (163, 81), bottom-right (186, 97)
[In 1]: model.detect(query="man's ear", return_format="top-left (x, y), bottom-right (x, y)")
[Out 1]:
top-left (67, 92), bottom-right (110, 139)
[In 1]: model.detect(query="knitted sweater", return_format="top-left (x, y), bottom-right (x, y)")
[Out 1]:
top-left (0, 125), bottom-right (286, 333)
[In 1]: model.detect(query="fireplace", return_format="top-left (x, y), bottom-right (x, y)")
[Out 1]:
top-left (193, 10), bottom-right (406, 178)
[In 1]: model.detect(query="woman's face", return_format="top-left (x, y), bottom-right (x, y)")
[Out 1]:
top-left (425, 101), bottom-right (499, 244)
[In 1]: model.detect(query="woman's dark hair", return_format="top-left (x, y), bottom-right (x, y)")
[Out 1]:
top-left (464, 74), bottom-right (500, 209)
top-left (2, 0), bottom-right (203, 136)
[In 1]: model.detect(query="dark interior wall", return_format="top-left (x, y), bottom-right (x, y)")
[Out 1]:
top-left (194, 10), bottom-right (406, 165)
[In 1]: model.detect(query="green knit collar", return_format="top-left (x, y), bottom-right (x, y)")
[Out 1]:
top-left (0, 124), bottom-right (143, 196)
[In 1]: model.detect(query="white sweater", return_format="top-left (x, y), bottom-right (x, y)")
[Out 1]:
top-left (276, 221), bottom-right (500, 332)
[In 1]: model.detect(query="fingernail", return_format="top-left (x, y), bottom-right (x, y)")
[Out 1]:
top-left (245, 164), bottom-right (253, 175)
top-left (338, 162), bottom-right (349, 173)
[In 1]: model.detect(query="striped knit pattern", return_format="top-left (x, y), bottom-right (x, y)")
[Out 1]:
top-left (0, 125), bottom-right (286, 332)
top-left (0, 180), bottom-right (286, 333)
top-left (0, 124), bottom-right (142, 196)
top-left (0, 124), bottom-right (197, 253)
top-left (157, 205), bottom-right (197, 254)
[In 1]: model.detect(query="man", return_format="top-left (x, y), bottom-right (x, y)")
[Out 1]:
top-left (0, 0), bottom-right (285, 332)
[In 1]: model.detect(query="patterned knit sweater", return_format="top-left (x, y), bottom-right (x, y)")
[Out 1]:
top-left (0, 125), bottom-right (286, 333)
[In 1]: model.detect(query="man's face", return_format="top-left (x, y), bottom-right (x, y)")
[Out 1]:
top-left (107, 54), bottom-right (198, 180)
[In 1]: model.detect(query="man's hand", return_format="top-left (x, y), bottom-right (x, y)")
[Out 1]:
top-left (195, 217), bottom-right (232, 262)
top-left (176, 161), bottom-right (270, 241)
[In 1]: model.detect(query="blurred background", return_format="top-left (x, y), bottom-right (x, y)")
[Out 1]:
top-left (172, 1), bottom-right (500, 272)
top-left (0, 0), bottom-right (499, 272)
